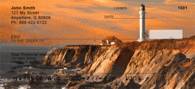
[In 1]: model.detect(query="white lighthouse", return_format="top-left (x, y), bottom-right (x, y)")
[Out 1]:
top-left (138, 4), bottom-right (146, 42)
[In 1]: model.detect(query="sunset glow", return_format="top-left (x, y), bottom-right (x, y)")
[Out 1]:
top-left (0, 0), bottom-right (194, 45)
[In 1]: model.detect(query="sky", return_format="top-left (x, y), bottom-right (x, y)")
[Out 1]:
top-left (0, 0), bottom-right (194, 46)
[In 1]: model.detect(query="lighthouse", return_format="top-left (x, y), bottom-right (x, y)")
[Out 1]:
top-left (138, 4), bottom-right (146, 42)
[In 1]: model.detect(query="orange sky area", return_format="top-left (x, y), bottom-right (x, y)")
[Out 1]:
top-left (0, 0), bottom-right (194, 46)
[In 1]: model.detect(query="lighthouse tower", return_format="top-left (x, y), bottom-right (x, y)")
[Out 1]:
top-left (138, 4), bottom-right (146, 42)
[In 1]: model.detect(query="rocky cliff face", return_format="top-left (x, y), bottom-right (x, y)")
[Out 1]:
top-left (43, 45), bottom-right (103, 68)
top-left (43, 37), bottom-right (195, 89)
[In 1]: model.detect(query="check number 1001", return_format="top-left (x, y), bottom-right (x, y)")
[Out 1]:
top-left (178, 5), bottom-right (188, 10)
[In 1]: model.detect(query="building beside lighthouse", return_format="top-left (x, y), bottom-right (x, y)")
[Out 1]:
top-left (149, 29), bottom-right (183, 40)
top-left (138, 4), bottom-right (146, 42)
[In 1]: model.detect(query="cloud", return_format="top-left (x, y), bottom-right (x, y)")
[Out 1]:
top-left (0, 0), bottom-right (194, 45)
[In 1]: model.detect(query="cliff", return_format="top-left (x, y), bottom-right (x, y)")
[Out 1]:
top-left (43, 37), bottom-right (195, 89)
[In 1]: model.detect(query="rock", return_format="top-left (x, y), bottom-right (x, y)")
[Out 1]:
top-left (43, 36), bottom-right (195, 89)
top-left (43, 45), bottom-right (102, 68)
